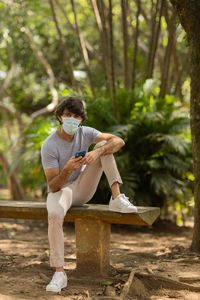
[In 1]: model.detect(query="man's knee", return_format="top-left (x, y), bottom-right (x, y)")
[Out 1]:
top-left (47, 188), bottom-right (72, 216)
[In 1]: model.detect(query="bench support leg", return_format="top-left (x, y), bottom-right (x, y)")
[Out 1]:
top-left (75, 218), bottom-right (110, 275)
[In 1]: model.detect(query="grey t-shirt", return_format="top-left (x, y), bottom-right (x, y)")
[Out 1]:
top-left (41, 126), bottom-right (101, 190)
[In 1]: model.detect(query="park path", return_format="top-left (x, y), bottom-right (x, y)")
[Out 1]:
top-left (0, 219), bottom-right (200, 299)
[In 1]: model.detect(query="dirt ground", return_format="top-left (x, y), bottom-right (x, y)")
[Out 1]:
top-left (0, 218), bottom-right (200, 300)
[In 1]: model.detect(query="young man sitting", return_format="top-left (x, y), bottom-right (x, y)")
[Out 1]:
top-left (41, 96), bottom-right (137, 292)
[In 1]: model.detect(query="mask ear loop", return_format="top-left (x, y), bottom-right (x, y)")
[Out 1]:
top-left (60, 116), bottom-right (64, 126)
top-left (77, 117), bottom-right (82, 127)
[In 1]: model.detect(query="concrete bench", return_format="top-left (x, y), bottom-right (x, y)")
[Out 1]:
top-left (0, 200), bottom-right (160, 275)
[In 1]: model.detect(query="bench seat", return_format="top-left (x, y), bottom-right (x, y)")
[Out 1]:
top-left (0, 200), bottom-right (160, 275)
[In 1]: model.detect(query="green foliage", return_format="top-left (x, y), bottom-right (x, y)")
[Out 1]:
top-left (0, 0), bottom-right (192, 215)
top-left (84, 95), bottom-right (118, 131)
top-left (15, 117), bottom-right (57, 196)
top-left (14, 81), bottom-right (192, 206)
top-left (86, 83), bottom-right (192, 207)
top-left (0, 109), bottom-right (57, 197)
top-left (124, 111), bottom-right (192, 206)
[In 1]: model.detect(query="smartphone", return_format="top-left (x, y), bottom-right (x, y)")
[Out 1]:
top-left (75, 150), bottom-right (86, 158)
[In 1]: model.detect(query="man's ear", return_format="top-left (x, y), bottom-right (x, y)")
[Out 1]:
top-left (57, 116), bottom-right (62, 124)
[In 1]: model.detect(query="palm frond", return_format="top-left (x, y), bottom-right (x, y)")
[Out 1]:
top-left (160, 134), bottom-right (189, 156)
top-left (163, 154), bottom-right (191, 175)
top-left (150, 172), bottom-right (185, 196)
top-left (107, 124), bottom-right (131, 137)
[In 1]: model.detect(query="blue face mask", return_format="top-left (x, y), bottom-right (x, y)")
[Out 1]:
top-left (62, 117), bottom-right (81, 135)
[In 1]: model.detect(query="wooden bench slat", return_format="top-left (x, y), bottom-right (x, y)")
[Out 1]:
top-left (0, 200), bottom-right (160, 226)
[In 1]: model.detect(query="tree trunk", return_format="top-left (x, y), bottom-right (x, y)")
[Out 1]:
top-left (108, 0), bottom-right (119, 120)
top-left (170, 0), bottom-right (200, 252)
top-left (48, 0), bottom-right (79, 91)
top-left (131, 0), bottom-right (141, 90)
top-left (147, 0), bottom-right (164, 78)
top-left (97, 0), bottom-right (111, 87)
top-left (0, 151), bottom-right (26, 200)
top-left (174, 51), bottom-right (189, 101)
top-left (190, 40), bottom-right (200, 252)
top-left (70, 0), bottom-right (95, 95)
top-left (55, 0), bottom-right (101, 63)
top-left (121, 0), bottom-right (129, 89)
top-left (91, 0), bottom-right (109, 86)
top-left (167, 39), bottom-right (179, 96)
top-left (159, 7), bottom-right (176, 98)
top-left (95, 0), bottom-right (119, 119)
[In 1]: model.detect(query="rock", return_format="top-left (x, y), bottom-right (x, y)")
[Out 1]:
top-left (104, 286), bottom-right (116, 297)
top-left (129, 277), bottom-right (147, 298)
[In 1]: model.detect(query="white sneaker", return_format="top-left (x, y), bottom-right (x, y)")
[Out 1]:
top-left (46, 271), bottom-right (67, 292)
top-left (109, 194), bottom-right (138, 213)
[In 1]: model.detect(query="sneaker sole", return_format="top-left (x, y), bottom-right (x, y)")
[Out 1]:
top-left (46, 282), bottom-right (67, 292)
top-left (109, 207), bottom-right (138, 213)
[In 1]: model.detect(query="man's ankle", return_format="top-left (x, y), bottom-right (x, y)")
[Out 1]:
top-left (56, 267), bottom-right (64, 273)
top-left (111, 193), bottom-right (120, 200)
top-left (111, 182), bottom-right (120, 199)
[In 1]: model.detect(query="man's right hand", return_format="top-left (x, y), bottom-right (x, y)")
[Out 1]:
top-left (45, 156), bottom-right (86, 193)
top-left (64, 155), bottom-right (87, 172)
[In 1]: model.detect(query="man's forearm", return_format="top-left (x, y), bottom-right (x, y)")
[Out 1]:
top-left (96, 137), bottom-right (125, 156)
top-left (48, 168), bottom-right (71, 193)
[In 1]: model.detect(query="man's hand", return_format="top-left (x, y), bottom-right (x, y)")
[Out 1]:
top-left (85, 149), bottom-right (100, 165)
top-left (64, 155), bottom-right (87, 171)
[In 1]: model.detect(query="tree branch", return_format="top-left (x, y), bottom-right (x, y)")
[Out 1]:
top-left (0, 150), bottom-right (26, 200)
top-left (23, 26), bottom-right (59, 121)
top-left (54, 0), bottom-right (100, 62)
top-left (0, 102), bottom-right (22, 125)
top-left (0, 40), bottom-right (23, 133)
top-left (48, 0), bottom-right (79, 91)
top-left (92, 0), bottom-right (109, 84)
top-left (0, 47), bottom-right (16, 99)
top-left (70, 0), bottom-right (95, 94)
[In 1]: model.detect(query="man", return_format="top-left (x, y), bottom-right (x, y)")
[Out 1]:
top-left (41, 96), bottom-right (137, 292)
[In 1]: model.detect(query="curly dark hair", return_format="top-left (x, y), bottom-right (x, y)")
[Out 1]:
top-left (55, 97), bottom-right (87, 124)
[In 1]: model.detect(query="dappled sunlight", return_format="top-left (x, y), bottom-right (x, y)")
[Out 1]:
top-left (0, 219), bottom-right (199, 299)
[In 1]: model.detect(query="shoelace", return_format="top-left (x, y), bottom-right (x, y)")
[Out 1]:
top-left (51, 273), bottom-right (63, 284)
top-left (121, 194), bottom-right (134, 206)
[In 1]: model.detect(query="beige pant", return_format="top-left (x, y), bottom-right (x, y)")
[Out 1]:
top-left (46, 141), bottom-right (122, 267)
